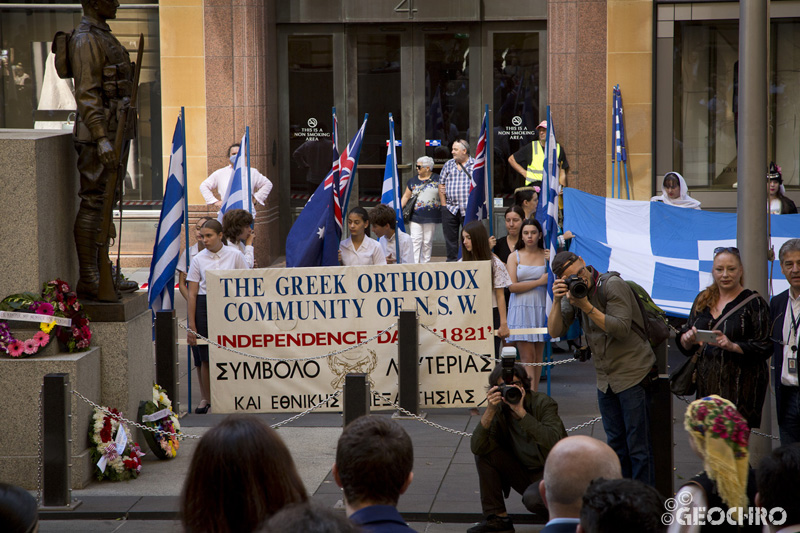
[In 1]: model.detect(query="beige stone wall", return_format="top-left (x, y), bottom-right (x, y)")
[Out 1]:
top-left (159, 0), bottom-right (208, 206)
top-left (607, 0), bottom-right (654, 200)
top-left (548, 0), bottom-right (608, 198)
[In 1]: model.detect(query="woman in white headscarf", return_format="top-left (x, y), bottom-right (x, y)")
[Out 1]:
top-left (651, 172), bottom-right (701, 209)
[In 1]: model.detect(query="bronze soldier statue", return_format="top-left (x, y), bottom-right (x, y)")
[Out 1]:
top-left (53, 0), bottom-right (139, 301)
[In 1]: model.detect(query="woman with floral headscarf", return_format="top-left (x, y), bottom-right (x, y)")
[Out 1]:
top-left (668, 396), bottom-right (758, 533)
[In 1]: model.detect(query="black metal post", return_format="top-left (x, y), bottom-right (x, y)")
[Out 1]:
top-left (42, 373), bottom-right (70, 508)
top-left (397, 310), bottom-right (419, 415)
top-left (343, 373), bottom-right (369, 428)
top-left (155, 310), bottom-right (178, 408)
top-left (650, 341), bottom-right (673, 497)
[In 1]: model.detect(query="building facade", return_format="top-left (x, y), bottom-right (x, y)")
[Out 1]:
top-left (0, 0), bottom-right (796, 265)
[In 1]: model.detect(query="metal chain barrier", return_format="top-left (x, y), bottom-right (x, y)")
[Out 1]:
top-left (71, 388), bottom-right (343, 438)
top-left (71, 389), bottom-right (201, 440)
top-left (36, 384), bottom-right (43, 504)
top-left (269, 390), bottom-right (342, 429)
top-left (178, 321), bottom-right (397, 363)
top-left (419, 323), bottom-right (577, 367)
top-left (371, 391), bottom-right (602, 437)
top-left (371, 391), bottom-right (473, 437)
top-left (751, 429), bottom-right (780, 441)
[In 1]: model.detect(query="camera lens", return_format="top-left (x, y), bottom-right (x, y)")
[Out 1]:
top-left (502, 385), bottom-right (522, 404)
top-left (566, 275), bottom-right (589, 299)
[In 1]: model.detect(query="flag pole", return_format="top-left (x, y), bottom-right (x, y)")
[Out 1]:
top-left (485, 104), bottom-right (494, 236)
top-left (389, 113), bottom-right (401, 263)
top-left (611, 87), bottom-right (616, 199)
top-left (342, 114), bottom-right (368, 213)
top-left (179, 107), bottom-right (192, 412)
top-left (245, 126), bottom-right (253, 216)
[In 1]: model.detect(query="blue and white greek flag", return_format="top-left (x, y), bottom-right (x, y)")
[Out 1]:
top-left (147, 116), bottom-right (185, 311)
top-left (539, 107), bottom-right (560, 328)
top-left (564, 188), bottom-right (800, 316)
top-left (219, 129), bottom-right (252, 220)
top-left (381, 114), bottom-right (405, 234)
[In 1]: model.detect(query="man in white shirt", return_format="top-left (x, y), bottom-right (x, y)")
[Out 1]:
top-left (200, 143), bottom-right (273, 212)
top-left (369, 204), bottom-right (416, 264)
top-left (770, 238), bottom-right (800, 446)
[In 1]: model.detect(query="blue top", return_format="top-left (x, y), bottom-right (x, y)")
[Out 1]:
top-left (349, 505), bottom-right (417, 533)
top-left (405, 174), bottom-right (442, 223)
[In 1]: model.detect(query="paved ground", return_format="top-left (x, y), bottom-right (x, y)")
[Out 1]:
top-left (34, 267), bottom-right (780, 532)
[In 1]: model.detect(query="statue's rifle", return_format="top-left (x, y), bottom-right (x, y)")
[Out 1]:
top-left (96, 34), bottom-right (144, 302)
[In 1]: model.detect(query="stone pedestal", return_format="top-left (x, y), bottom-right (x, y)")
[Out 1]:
top-left (83, 293), bottom-right (154, 442)
top-left (0, 348), bottom-right (101, 490)
top-left (0, 130), bottom-right (78, 297)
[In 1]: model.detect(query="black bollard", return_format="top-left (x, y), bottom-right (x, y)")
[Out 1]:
top-left (650, 340), bottom-right (673, 497)
top-left (343, 373), bottom-right (369, 428)
top-left (397, 310), bottom-right (419, 416)
top-left (42, 373), bottom-right (70, 508)
top-left (155, 310), bottom-right (179, 410)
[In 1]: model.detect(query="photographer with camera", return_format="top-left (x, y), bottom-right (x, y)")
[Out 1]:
top-left (547, 252), bottom-right (656, 487)
top-left (469, 355), bottom-right (567, 533)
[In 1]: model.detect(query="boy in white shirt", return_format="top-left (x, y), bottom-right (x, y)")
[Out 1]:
top-left (369, 204), bottom-right (416, 265)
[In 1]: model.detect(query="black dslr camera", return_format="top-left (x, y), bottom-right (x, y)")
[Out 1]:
top-left (565, 274), bottom-right (589, 299)
top-left (498, 351), bottom-right (523, 405)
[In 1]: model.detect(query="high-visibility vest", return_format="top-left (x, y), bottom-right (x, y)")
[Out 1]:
top-left (525, 140), bottom-right (561, 186)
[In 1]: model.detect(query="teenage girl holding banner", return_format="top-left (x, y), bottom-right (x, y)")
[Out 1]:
top-left (186, 219), bottom-right (249, 414)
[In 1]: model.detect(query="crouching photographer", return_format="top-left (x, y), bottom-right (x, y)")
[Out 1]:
top-left (469, 355), bottom-right (567, 533)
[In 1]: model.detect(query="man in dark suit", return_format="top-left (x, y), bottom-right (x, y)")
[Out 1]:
top-left (770, 238), bottom-right (800, 445)
top-left (538, 436), bottom-right (621, 533)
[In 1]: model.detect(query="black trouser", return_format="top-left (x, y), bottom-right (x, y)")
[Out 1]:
top-left (475, 446), bottom-right (545, 517)
top-left (441, 207), bottom-right (463, 261)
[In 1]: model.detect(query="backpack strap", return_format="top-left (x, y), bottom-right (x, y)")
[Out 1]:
top-left (596, 271), bottom-right (649, 343)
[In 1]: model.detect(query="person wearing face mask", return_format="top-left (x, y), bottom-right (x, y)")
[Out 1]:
top-left (439, 139), bottom-right (475, 261)
top-left (650, 172), bottom-right (701, 209)
top-left (200, 143), bottom-right (273, 214)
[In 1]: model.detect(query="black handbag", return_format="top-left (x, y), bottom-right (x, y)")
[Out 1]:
top-left (402, 191), bottom-right (419, 224)
top-left (669, 352), bottom-right (698, 396)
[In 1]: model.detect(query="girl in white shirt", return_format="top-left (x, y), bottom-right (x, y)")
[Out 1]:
top-left (186, 219), bottom-right (249, 414)
top-left (222, 208), bottom-right (255, 268)
top-left (462, 220), bottom-right (511, 358)
top-left (339, 207), bottom-right (387, 266)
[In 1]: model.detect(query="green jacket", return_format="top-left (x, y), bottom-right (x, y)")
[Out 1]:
top-left (470, 391), bottom-right (567, 471)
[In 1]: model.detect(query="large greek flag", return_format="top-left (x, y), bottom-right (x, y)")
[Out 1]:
top-left (563, 188), bottom-right (799, 316)
top-left (147, 115), bottom-right (185, 311)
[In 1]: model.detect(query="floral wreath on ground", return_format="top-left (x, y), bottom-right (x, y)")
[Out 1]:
top-left (138, 384), bottom-right (181, 459)
top-left (0, 279), bottom-right (91, 358)
top-left (89, 407), bottom-right (144, 481)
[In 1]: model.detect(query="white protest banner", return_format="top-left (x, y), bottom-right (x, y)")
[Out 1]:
top-left (206, 262), bottom-right (495, 413)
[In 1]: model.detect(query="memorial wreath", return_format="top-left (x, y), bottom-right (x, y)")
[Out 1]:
top-left (0, 279), bottom-right (91, 358)
top-left (89, 407), bottom-right (144, 481)
top-left (138, 384), bottom-right (181, 459)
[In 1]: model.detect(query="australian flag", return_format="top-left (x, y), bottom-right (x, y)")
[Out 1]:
top-left (464, 110), bottom-right (489, 223)
top-left (336, 116), bottom-right (369, 228)
top-left (287, 114), bottom-right (368, 266)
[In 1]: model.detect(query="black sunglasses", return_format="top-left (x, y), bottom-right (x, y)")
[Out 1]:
top-left (714, 246), bottom-right (740, 256)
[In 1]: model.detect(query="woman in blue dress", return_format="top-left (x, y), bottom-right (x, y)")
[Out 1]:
top-left (506, 218), bottom-right (548, 390)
